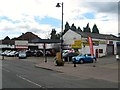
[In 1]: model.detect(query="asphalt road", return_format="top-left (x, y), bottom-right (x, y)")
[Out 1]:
top-left (2, 58), bottom-right (118, 88)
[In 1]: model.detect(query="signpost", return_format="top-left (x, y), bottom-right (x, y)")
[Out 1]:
top-left (43, 43), bottom-right (47, 62)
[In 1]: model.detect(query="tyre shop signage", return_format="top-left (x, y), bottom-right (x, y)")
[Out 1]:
top-left (71, 40), bottom-right (82, 49)
top-left (15, 40), bottom-right (28, 45)
top-left (83, 40), bottom-right (106, 46)
top-left (15, 40), bottom-right (28, 49)
top-left (83, 40), bottom-right (99, 46)
top-left (15, 45), bottom-right (28, 49)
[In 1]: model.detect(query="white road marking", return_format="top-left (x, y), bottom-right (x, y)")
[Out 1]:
top-left (2, 68), bottom-right (10, 72)
top-left (16, 75), bottom-right (42, 88)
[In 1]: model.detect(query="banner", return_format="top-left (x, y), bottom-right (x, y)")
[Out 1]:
top-left (88, 36), bottom-right (94, 56)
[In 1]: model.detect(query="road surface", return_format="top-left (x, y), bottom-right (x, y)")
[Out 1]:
top-left (2, 58), bottom-right (118, 88)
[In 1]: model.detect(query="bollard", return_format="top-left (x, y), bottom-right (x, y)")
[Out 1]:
top-left (73, 59), bottom-right (76, 67)
top-left (74, 63), bottom-right (76, 67)
top-left (2, 56), bottom-right (4, 60)
top-left (45, 56), bottom-right (47, 63)
top-left (116, 55), bottom-right (119, 61)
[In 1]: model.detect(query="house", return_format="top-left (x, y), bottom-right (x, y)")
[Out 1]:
top-left (16, 32), bottom-right (41, 50)
top-left (0, 32), bottom-right (60, 52)
top-left (0, 32), bottom-right (41, 51)
top-left (16, 32), bottom-right (41, 41)
top-left (63, 29), bottom-right (120, 57)
top-left (0, 36), bottom-right (15, 51)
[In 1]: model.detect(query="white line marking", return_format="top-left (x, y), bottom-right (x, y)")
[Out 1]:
top-left (16, 75), bottom-right (42, 88)
top-left (3, 69), bottom-right (10, 72)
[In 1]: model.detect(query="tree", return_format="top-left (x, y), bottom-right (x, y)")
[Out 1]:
top-left (56, 33), bottom-right (60, 39)
top-left (64, 22), bottom-right (70, 34)
top-left (77, 27), bottom-right (82, 32)
top-left (71, 23), bottom-right (76, 31)
top-left (83, 23), bottom-right (91, 32)
top-left (50, 29), bottom-right (60, 39)
top-left (50, 29), bottom-right (57, 39)
top-left (92, 24), bottom-right (99, 34)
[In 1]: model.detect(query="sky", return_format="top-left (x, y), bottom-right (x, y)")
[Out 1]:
top-left (0, 0), bottom-right (119, 39)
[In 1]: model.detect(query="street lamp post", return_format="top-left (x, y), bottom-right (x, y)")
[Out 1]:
top-left (56, 2), bottom-right (64, 60)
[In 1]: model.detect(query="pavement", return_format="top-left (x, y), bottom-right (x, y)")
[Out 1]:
top-left (35, 56), bottom-right (119, 83)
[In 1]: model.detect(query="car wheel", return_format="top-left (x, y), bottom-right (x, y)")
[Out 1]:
top-left (91, 59), bottom-right (93, 63)
top-left (79, 59), bottom-right (84, 64)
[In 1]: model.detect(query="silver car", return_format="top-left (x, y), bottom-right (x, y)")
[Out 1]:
top-left (18, 51), bottom-right (27, 59)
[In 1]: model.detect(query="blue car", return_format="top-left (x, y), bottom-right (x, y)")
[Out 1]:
top-left (72, 54), bottom-right (97, 64)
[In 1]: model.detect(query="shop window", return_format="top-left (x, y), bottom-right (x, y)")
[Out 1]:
top-left (99, 49), bottom-right (103, 53)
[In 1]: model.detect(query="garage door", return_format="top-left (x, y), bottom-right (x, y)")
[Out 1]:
top-left (117, 43), bottom-right (120, 55)
top-left (107, 44), bottom-right (114, 55)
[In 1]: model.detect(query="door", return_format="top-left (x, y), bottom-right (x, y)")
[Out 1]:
top-left (84, 55), bottom-right (91, 62)
top-left (107, 44), bottom-right (114, 55)
top-left (95, 49), bottom-right (98, 58)
top-left (117, 42), bottom-right (120, 55)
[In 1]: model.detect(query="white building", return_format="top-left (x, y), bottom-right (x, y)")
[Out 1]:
top-left (63, 29), bottom-right (120, 57)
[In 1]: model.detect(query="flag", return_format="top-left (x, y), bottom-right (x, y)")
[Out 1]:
top-left (88, 36), bottom-right (94, 56)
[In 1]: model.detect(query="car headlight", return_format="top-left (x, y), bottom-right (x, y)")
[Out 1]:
top-left (72, 57), bottom-right (74, 59)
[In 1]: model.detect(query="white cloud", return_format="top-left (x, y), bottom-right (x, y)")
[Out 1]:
top-left (85, 0), bottom-right (119, 2)
top-left (0, 0), bottom-right (119, 39)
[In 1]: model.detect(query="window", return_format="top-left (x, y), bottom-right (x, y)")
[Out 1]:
top-left (99, 49), bottom-right (103, 53)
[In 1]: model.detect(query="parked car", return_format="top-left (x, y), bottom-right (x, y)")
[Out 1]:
top-left (62, 49), bottom-right (75, 56)
top-left (62, 50), bottom-right (69, 56)
top-left (1, 50), bottom-right (11, 56)
top-left (46, 50), bottom-right (52, 56)
top-left (34, 50), bottom-right (43, 57)
top-left (63, 52), bottom-right (79, 62)
top-left (72, 54), bottom-right (97, 64)
top-left (18, 51), bottom-right (27, 59)
top-left (6, 51), bottom-right (17, 57)
top-left (15, 51), bottom-right (19, 57)
top-left (26, 50), bottom-right (31, 57)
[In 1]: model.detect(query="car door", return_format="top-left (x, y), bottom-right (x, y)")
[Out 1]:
top-left (85, 55), bottom-right (91, 62)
